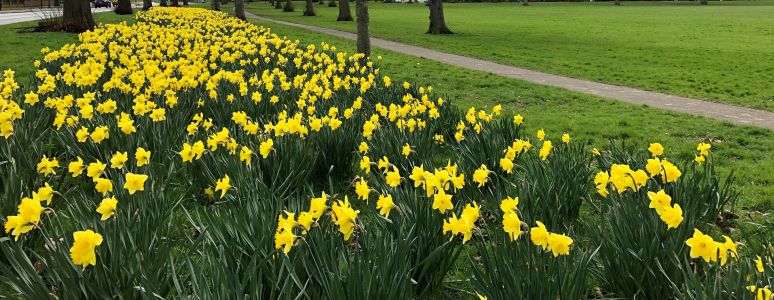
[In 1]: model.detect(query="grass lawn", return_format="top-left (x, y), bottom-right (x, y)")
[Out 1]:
top-left (0, 8), bottom-right (772, 212)
top-left (245, 1), bottom-right (774, 111)
top-left (0, 12), bottom-right (136, 80)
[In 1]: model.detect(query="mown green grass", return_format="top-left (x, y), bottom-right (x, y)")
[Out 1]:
top-left (245, 1), bottom-right (774, 111)
top-left (0, 12), bottom-right (136, 81)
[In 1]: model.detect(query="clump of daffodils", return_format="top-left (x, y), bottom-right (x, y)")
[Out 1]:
top-left (685, 229), bottom-right (738, 265)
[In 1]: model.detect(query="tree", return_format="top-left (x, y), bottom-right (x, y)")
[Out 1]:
top-left (62, 0), bottom-right (94, 32)
top-left (283, 0), bottom-right (293, 12)
top-left (235, 0), bottom-right (246, 19)
top-left (427, 0), bottom-right (452, 34)
top-left (160, 0), bottom-right (167, 6)
top-left (355, 0), bottom-right (369, 56)
top-left (274, 0), bottom-right (282, 9)
top-left (699, 0), bottom-right (708, 4)
top-left (183, 0), bottom-right (188, 6)
top-left (328, 0), bottom-right (335, 7)
top-left (115, 0), bottom-right (132, 14)
top-left (170, 0), bottom-right (179, 6)
top-left (210, 0), bottom-right (220, 10)
top-left (337, 0), bottom-right (352, 21)
top-left (521, 0), bottom-right (528, 6)
top-left (304, 0), bottom-right (315, 15)
top-left (142, 0), bottom-right (152, 10)
top-left (614, 0), bottom-right (620, 5)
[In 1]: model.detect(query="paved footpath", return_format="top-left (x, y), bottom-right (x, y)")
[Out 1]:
top-left (245, 12), bottom-right (774, 130)
top-left (0, 6), bottom-right (140, 25)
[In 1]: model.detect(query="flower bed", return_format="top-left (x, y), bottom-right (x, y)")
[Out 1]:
top-left (0, 8), bottom-right (770, 299)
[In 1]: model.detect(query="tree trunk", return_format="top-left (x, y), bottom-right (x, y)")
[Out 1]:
top-left (62, 0), bottom-right (94, 32)
top-left (521, 0), bottom-right (527, 6)
top-left (337, 0), bottom-right (352, 21)
top-left (274, 0), bottom-right (282, 8)
top-left (54, 0), bottom-right (60, 7)
top-left (210, 0), bottom-right (219, 10)
top-left (235, 0), bottom-right (246, 19)
top-left (304, 0), bottom-right (314, 15)
top-left (282, 0), bottom-right (292, 12)
top-left (355, 0), bottom-right (369, 56)
top-left (115, 0), bottom-right (132, 14)
top-left (427, 0), bottom-right (452, 34)
top-left (183, 0), bottom-right (188, 5)
top-left (159, 0), bottom-right (167, 6)
top-left (170, 0), bottom-right (178, 6)
top-left (699, 0), bottom-right (707, 4)
top-left (142, 0), bottom-right (151, 9)
top-left (614, 0), bottom-right (620, 5)
top-left (328, 0), bottom-right (335, 7)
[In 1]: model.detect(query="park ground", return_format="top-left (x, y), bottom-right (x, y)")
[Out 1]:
top-left (0, 2), bottom-right (772, 215)
top-left (245, 0), bottom-right (774, 111)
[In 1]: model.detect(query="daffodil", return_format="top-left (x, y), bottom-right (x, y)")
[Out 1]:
top-left (94, 178), bottom-right (113, 196)
top-left (124, 173), bottom-right (148, 195)
top-left (472, 164), bottom-right (490, 188)
top-left (401, 143), bottom-right (412, 157)
top-left (500, 196), bottom-right (519, 213)
top-left (355, 178), bottom-right (371, 200)
top-left (686, 229), bottom-right (719, 263)
top-left (385, 167), bottom-right (402, 188)
top-left (239, 146), bottom-right (252, 165)
top-left (70, 230), bottom-right (103, 270)
top-left (135, 147), bottom-right (151, 167)
top-left (648, 143), bottom-right (664, 157)
top-left (110, 151), bottom-right (128, 169)
top-left (37, 155), bottom-right (59, 176)
top-left (214, 175), bottom-right (230, 198)
top-left (358, 141), bottom-right (369, 153)
top-left (90, 126), bottom-right (109, 143)
top-left (274, 230), bottom-right (296, 254)
top-left (87, 160), bottom-right (106, 179)
top-left (331, 197), bottom-right (359, 240)
top-left (513, 114), bottom-right (523, 125)
top-left (376, 194), bottom-right (396, 217)
top-left (717, 235), bottom-right (738, 266)
top-left (34, 183), bottom-right (55, 205)
top-left (96, 197), bottom-right (118, 221)
top-left (536, 129), bottom-right (545, 140)
top-left (547, 233), bottom-right (573, 257)
top-left (659, 203), bottom-right (683, 229)
top-left (697, 142), bottom-right (711, 156)
top-left (432, 189), bottom-right (453, 213)
top-left (4, 197), bottom-right (45, 240)
top-left (499, 157), bottom-right (514, 174)
top-left (69, 157), bottom-right (85, 177)
top-left (539, 140), bottom-right (552, 160)
top-left (647, 190), bottom-right (672, 215)
top-left (502, 212), bottom-right (523, 241)
top-left (755, 256), bottom-right (765, 273)
top-left (530, 221), bottom-right (549, 250)
top-left (359, 156), bottom-right (372, 174)
top-left (259, 138), bottom-right (273, 158)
